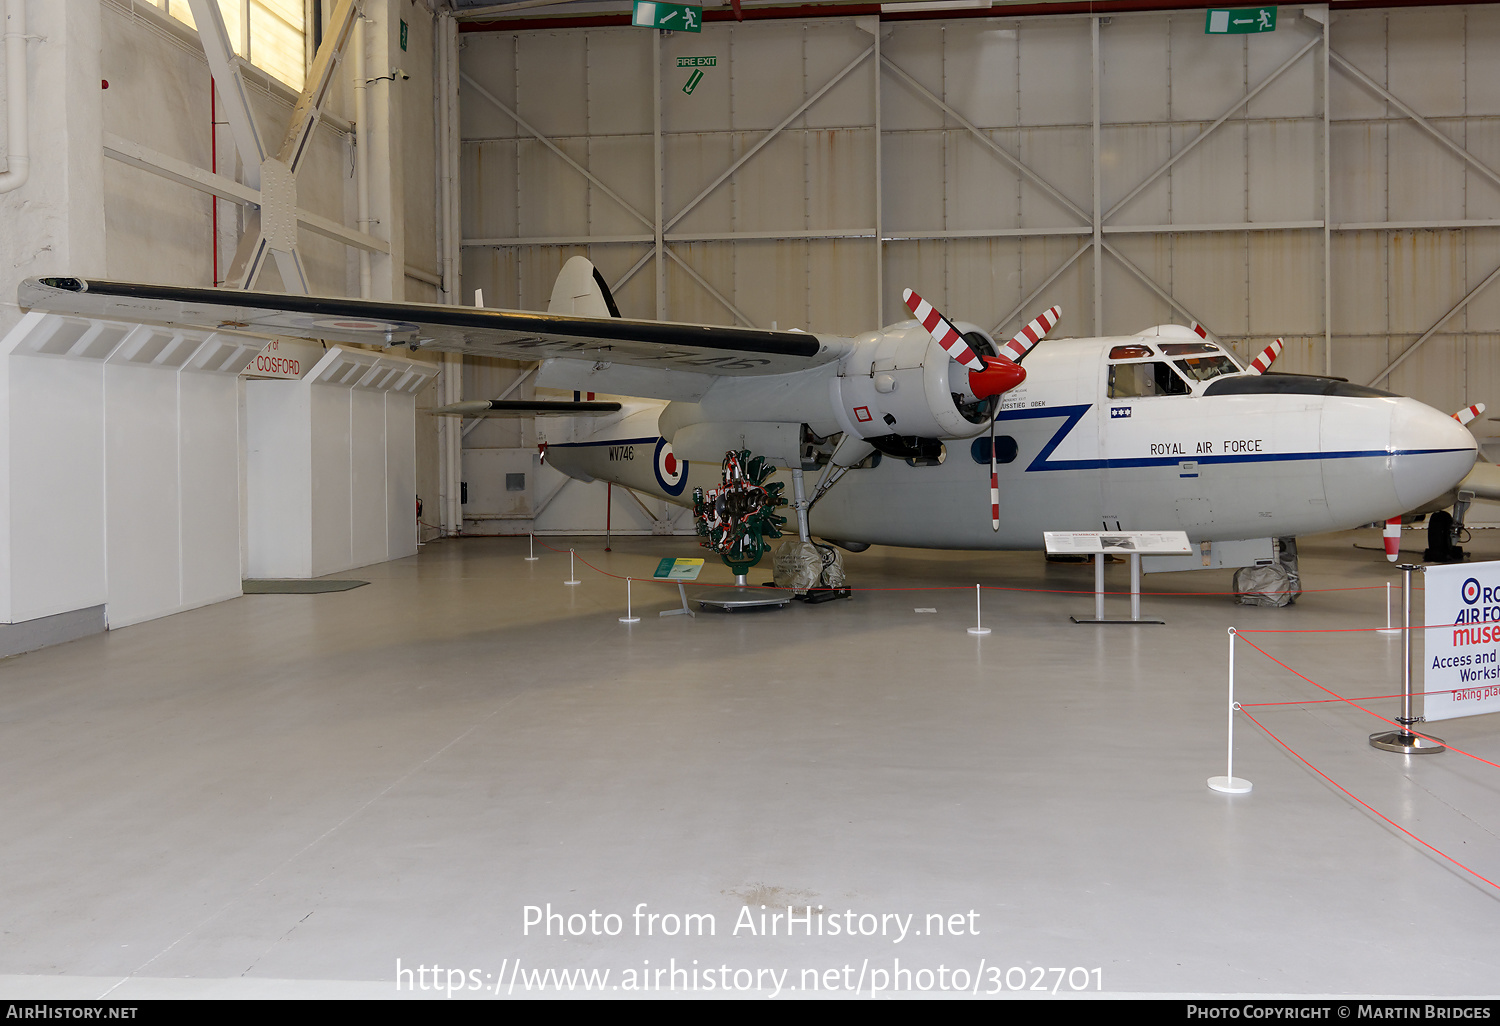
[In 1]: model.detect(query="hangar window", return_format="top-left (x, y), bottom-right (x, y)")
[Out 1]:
top-left (153, 1), bottom-right (308, 92)
top-left (1108, 362), bottom-right (1190, 399)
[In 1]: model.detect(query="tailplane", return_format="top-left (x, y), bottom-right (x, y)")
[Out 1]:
top-left (547, 256), bottom-right (622, 318)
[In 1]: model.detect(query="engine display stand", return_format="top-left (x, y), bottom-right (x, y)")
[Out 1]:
top-left (696, 574), bottom-right (793, 612)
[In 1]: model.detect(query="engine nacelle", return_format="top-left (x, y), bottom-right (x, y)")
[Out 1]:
top-left (656, 321), bottom-right (1002, 466)
top-left (832, 321), bottom-right (997, 443)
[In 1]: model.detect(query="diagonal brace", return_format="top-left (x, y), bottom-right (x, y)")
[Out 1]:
top-left (664, 44), bottom-right (875, 234)
top-left (991, 243), bottom-right (1091, 338)
top-left (1101, 240), bottom-right (1209, 330)
top-left (462, 71), bottom-right (656, 234)
top-left (1368, 259), bottom-right (1500, 387)
top-left (882, 54), bottom-right (1091, 227)
top-left (1106, 36), bottom-right (1321, 223)
top-left (664, 249), bottom-right (758, 328)
top-left (1330, 49), bottom-right (1500, 194)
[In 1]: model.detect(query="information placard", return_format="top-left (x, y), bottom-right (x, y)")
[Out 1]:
top-left (653, 557), bottom-right (704, 581)
top-left (1043, 531), bottom-right (1192, 556)
top-left (1423, 561), bottom-right (1500, 721)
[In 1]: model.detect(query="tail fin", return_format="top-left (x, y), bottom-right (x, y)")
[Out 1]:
top-left (548, 256), bottom-right (622, 318)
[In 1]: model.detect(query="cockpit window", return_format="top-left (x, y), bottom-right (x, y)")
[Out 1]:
top-left (1108, 361), bottom-right (1191, 398)
top-left (1109, 344), bottom-right (1155, 360)
top-left (1173, 355), bottom-right (1240, 382)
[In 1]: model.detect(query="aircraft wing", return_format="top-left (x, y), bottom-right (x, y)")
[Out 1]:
top-left (16, 279), bottom-right (843, 400)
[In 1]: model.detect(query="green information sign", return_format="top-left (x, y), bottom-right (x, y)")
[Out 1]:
top-left (1205, 7), bottom-right (1276, 33)
top-left (677, 56), bottom-right (717, 68)
top-left (653, 557), bottom-right (705, 581)
top-left (632, 1), bottom-right (703, 32)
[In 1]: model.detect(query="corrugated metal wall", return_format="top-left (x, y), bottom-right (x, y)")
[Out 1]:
top-left (456, 5), bottom-right (1500, 530)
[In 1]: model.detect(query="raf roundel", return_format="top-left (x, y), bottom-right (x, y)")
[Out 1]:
top-left (654, 438), bottom-right (688, 496)
top-left (311, 317), bottom-right (411, 333)
top-left (1463, 577), bottom-right (1481, 605)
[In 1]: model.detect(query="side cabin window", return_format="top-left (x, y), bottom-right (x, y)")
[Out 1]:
top-left (1108, 361), bottom-right (1191, 399)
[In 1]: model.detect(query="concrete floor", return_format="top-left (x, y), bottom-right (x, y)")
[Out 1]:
top-left (1, 529), bottom-right (1497, 1000)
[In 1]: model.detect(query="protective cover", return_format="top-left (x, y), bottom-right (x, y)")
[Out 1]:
top-left (772, 540), bottom-right (846, 595)
top-left (1233, 539), bottom-right (1301, 607)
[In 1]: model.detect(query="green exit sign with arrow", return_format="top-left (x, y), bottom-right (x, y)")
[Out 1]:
top-left (1205, 7), bottom-right (1277, 33)
top-left (632, 1), bottom-right (703, 32)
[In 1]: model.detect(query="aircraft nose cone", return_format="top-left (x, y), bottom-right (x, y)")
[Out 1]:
top-left (1390, 400), bottom-right (1477, 510)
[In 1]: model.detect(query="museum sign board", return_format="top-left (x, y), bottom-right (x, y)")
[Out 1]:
top-left (1423, 560), bottom-right (1500, 722)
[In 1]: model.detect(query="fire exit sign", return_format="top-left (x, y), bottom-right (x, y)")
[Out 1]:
top-left (1205, 7), bottom-right (1277, 33)
top-left (632, 1), bottom-right (703, 32)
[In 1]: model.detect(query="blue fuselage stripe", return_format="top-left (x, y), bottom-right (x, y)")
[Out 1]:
top-left (993, 404), bottom-right (1469, 472)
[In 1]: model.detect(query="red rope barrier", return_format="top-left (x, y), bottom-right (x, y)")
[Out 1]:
top-left (1234, 633), bottom-right (1500, 771)
top-left (1240, 689), bottom-right (1458, 708)
top-left (522, 535), bottom-right (1388, 597)
top-left (1237, 707), bottom-right (1500, 894)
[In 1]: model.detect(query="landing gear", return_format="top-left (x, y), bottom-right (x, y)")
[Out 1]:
top-left (1423, 509), bottom-right (1466, 563)
top-left (1233, 537), bottom-right (1301, 607)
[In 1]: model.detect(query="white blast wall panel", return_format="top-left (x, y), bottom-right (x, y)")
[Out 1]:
top-left (1, 314), bottom-right (258, 629)
top-left (387, 393), bottom-right (418, 557)
top-left (245, 382), bottom-right (314, 579)
top-left (178, 371), bottom-right (243, 610)
top-left (105, 363), bottom-right (182, 628)
top-left (247, 350), bottom-right (436, 578)
top-left (351, 389), bottom-right (390, 569)
top-left (310, 381), bottom-right (355, 576)
top-left (0, 320), bottom-right (108, 624)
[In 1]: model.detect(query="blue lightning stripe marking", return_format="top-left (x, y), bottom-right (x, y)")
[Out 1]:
top-left (994, 404), bottom-right (1471, 472)
top-left (548, 436), bottom-right (661, 448)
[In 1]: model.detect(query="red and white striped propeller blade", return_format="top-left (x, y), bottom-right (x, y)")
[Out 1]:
top-left (902, 289), bottom-right (983, 371)
top-left (1248, 338), bottom-right (1284, 375)
top-left (1453, 403), bottom-right (1486, 426)
top-left (998, 306), bottom-right (1061, 362)
top-left (1189, 321), bottom-right (1214, 341)
top-left (1383, 517), bottom-right (1401, 562)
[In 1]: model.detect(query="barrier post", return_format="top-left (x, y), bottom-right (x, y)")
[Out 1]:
top-left (1095, 554), bottom-right (1105, 620)
top-left (1370, 564), bottom-right (1444, 754)
top-left (619, 577), bottom-right (640, 624)
top-left (967, 583), bottom-right (992, 636)
top-left (564, 549), bottom-right (581, 586)
top-left (1208, 627), bottom-right (1253, 793)
top-left (526, 532), bottom-right (539, 562)
top-left (1376, 580), bottom-right (1399, 635)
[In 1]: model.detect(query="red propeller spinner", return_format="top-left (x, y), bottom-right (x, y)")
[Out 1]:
top-left (901, 289), bottom-right (1036, 400)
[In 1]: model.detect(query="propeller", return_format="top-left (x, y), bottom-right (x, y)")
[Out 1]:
top-left (1247, 339), bottom-right (1284, 375)
top-left (902, 289), bottom-right (1028, 400)
top-left (903, 289), bottom-right (1060, 530)
top-left (1191, 321), bottom-right (1283, 375)
top-left (1453, 403), bottom-right (1486, 426)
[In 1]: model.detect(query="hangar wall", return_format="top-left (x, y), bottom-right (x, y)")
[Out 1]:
top-left (0, 0), bottom-right (453, 647)
top-left (456, 3), bottom-right (1500, 533)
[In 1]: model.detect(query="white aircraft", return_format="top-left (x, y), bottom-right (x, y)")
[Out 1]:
top-left (17, 259), bottom-right (1478, 575)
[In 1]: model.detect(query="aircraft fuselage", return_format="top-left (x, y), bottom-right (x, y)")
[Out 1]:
top-left (544, 327), bottom-right (1477, 552)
